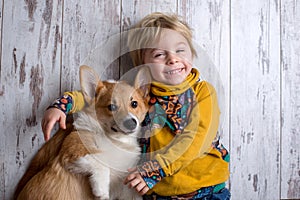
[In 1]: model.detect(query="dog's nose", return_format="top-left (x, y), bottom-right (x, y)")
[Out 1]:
top-left (123, 118), bottom-right (137, 130)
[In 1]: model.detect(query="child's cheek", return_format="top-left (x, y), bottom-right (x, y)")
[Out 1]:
top-left (147, 67), bottom-right (156, 79)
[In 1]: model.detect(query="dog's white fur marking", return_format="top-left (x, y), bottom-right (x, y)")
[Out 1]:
top-left (68, 155), bottom-right (110, 199)
top-left (72, 112), bottom-right (142, 200)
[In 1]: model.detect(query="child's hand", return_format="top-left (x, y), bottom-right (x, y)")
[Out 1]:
top-left (41, 108), bottom-right (66, 141)
top-left (124, 167), bottom-right (149, 195)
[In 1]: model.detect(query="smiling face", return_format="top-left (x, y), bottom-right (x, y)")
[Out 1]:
top-left (143, 29), bottom-right (193, 85)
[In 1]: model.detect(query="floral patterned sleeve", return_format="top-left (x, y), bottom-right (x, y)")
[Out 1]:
top-left (47, 91), bottom-right (85, 115)
top-left (48, 94), bottom-right (73, 115)
top-left (137, 160), bottom-right (166, 189)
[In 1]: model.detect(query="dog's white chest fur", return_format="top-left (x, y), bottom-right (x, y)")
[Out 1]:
top-left (71, 112), bottom-right (142, 199)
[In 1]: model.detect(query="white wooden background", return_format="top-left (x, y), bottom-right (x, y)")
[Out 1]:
top-left (0, 0), bottom-right (299, 199)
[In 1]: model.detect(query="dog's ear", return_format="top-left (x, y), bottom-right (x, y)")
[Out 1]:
top-left (134, 66), bottom-right (151, 98)
top-left (80, 65), bottom-right (103, 104)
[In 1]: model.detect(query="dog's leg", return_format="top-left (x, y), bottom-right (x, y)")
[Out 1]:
top-left (67, 154), bottom-right (110, 199)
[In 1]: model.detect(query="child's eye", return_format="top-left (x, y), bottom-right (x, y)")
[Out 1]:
top-left (152, 50), bottom-right (166, 58)
top-left (176, 49), bottom-right (185, 53)
top-left (154, 53), bottom-right (165, 58)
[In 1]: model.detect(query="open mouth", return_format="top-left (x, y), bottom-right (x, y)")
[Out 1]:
top-left (165, 68), bottom-right (184, 75)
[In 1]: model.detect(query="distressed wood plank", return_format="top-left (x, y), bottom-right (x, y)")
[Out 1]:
top-left (178, 0), bottom-right (230, 162)
top-left (0, 0), bottom-right (4, 198)
top-left (0, 0), bottom-right (62, 199)
top-left (231, 0), bottom-right (281, 199)
top-left (61, 0), bottom-right (121, 92)
top-left (281, 0), bottom-right (300, 199)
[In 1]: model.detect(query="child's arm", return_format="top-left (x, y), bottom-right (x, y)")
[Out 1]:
top-left (41, 91), bottom-right (85, 141)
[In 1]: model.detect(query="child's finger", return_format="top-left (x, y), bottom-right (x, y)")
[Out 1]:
top-left (59, 115), bottom-right (66, 129)
top-left (138, 185), bottom-right (149, 195)
top-left (43, 120), bottom-right (55, 141)
top-left (123, 173), bottom-right (134, 185)
top-left (135, 182), bottom-right (149, 195)
top-left (41, 119), bottom-right (48, 141)
top-left (127, 177), bottom-right (140, 189)
top-left (44, 133), bottom-right (50, 142)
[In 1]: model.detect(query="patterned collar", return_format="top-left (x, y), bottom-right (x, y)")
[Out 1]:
top-left (145, 68), bottom-right (200, 134)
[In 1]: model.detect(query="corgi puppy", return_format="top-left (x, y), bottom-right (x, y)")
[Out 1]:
top-left (14, 65), bottom-right (151, 200)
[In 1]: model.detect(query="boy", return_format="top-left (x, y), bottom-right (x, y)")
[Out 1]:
top-left (43, 12), bottom-right (230, 199)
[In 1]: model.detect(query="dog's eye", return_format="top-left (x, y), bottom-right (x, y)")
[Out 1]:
top-left (108, 104), bottom-right (118, 111)
top-left (131, 101), bottom-right (138, 108)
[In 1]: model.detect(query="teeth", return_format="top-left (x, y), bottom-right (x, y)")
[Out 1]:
top-left (166, 68), bottom-right (182, 74)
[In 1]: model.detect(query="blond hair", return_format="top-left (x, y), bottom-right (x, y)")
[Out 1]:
top-left (127, 12), bottom-right (197, 67)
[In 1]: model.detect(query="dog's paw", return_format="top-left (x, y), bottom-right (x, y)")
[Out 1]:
top-left (90, 174), bottom-right (110, 200)
top-left (94, 196), bottom-right (109, 200)
top-left (92, 188), bottom-right (109, 200)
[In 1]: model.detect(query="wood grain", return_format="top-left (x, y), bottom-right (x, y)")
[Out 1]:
top-left (0, 0), bottom-right (4, 197)
top-left (231, 0), bottom-right (281, 199)
top-left (0, 0), bottom-right (299, 199)
top-left (281, 0), bottom-right (300, 199)
top-left (61, 0), bottom-right (121, 91)
top-left (0, 0), bottom-right (62, 198)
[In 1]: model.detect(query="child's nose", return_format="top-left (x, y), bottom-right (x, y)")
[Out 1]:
top-left (167, 53), bottom-right (179, 65)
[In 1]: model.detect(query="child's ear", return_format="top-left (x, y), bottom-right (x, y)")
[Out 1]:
top-left (79, 65), bottom-right (104, 104)
top-left (134, 66), bottom-right (152, 98)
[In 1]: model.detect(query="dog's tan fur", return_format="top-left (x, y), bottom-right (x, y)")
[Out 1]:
top-left (14, 66), bottom-right (150, 200)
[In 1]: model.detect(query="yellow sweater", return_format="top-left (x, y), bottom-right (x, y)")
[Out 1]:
top-left (65, 68), bottom-right (229, 196)
top-left (144, 69), bottom-right (229, 195)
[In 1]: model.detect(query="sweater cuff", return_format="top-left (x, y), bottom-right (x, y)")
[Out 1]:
top-left (48, 95), bottom-right (73, 115)
top-left (137, 160), bottom-right (165, 189)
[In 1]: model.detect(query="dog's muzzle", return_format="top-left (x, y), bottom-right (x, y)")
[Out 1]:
top-left (123, 118), bottom-right (137, 131)
top-left (110, 117), bottom-right (138, 134)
